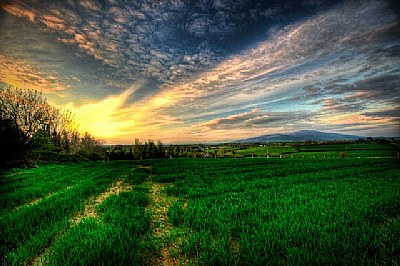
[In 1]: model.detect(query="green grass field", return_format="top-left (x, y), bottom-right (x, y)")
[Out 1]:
top-left (1, 157), bottom-right (399, 265)
top-left (225, 142), bottom-right (400, 158)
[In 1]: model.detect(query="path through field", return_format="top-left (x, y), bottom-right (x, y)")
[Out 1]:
top-left (140, 165), bottom-right (181, 266)
top-left (29, 178), bottom-right (132, 266)
top-left (70, 179), bottom-right (132, 224)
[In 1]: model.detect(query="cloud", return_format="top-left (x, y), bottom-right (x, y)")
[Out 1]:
top-left (315, 113), bottom-right (393, 126)
top-left (65, 87), bottom-right (139, 139)
top-left (0, 54), bottom-right (65, 92)
top-left (199, 109), bottom-right (312, 132)
top-left (201, 109), bottom-right (262, 130)
top-left (2, 0), bottom-right (222, 86)
top-left (41, 14), bottom-right (65, 30)
top-left (1, 4), bottom-right (35, 22)
top-left (64, 84), bottom-right (185, 142)
top-left (319, 98), bottom-right (365, 113)
top-left (122, 1), bottom-right (399, 141)
top-left (344, 91), bottom-right (375, 101)
top-left (1, 0), bottom-right (399, 142)
top-left (0, 9), bottom-right (139, 102)
top-left (363, 107), bottom-right (400, 120)
top-left (0, 0), bottom-right (347, 91)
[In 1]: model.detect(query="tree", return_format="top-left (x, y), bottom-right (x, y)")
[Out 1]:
top-left (156, 140), bottom-right (165, 158)
top-left (0, 85), bottom-right (80, 151)
top-left (0, 85), bottom-right (52, 138)
top-left (129, 139), bottom-right (165, 160)
top-left (132, 138), bottom-right (142, 160)
top-left (0, 118), bottom-right (28, 167)
top-left (79, 132), bottom-right (105, 160)
top-left (0, 85), bottom-right (105, 164)
top-left (148, 140), bottom-right (156, 159)
top-left (29, 129), bottom-right (56, 161)
top-left (51, 109), bottom-right (79, 152)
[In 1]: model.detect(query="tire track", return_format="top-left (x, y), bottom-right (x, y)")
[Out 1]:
top-left (140, 165), bottom-right (180, 266)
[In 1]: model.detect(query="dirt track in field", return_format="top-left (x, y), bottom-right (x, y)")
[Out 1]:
top-left (70, 179), bottom-right (132, 224)
top-left (29, 178), bottom-right (132, 266)
top-left (149, 182), bottom-right (179, 266)
top-left (139, 165), bottom-right (181, 266)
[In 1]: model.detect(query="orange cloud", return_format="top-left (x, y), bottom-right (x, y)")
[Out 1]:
top-left (0, 54), bottom-right (65, 93)
top-left (1, 4), bottom-right (35, 22)
top-left (41, 14), bottom-right (65, 30)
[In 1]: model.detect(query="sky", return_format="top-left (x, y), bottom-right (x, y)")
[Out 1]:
top-left (0, 0), bottom-right (399, 144)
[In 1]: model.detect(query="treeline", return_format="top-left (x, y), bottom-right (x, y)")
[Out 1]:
top-left (107, 143), bottom-right (221, 160)
top-left (0, 85), bottom-right (104, 168)
top-left (107, 139), bottom-right (166, 160)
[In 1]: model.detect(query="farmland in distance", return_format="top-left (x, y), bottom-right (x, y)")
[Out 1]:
top-left (1, 157), bottom-right (399, 265)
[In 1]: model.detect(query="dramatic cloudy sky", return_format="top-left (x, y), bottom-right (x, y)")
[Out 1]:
top-left (0, 0), bottom-right (399, 143)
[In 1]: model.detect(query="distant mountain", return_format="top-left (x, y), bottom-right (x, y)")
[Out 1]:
top-left (234, 130), bottom-right (362, 143)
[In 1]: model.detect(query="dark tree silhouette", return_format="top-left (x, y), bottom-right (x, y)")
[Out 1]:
top-left (0, 118), bottom-right (28, 168)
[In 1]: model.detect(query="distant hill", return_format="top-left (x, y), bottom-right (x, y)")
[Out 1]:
top-left (234, 130), bottom-right (362, 143)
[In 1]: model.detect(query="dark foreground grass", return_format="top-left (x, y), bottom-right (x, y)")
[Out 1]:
top-left (1, 158), bottom-right (399, 265)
